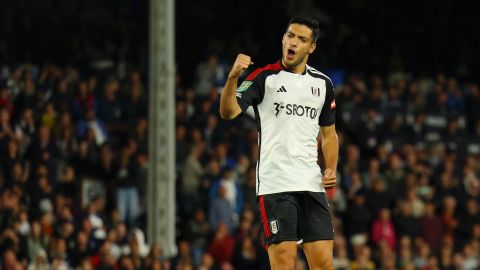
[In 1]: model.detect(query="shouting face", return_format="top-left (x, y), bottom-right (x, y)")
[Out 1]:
top-left (281, 23), bottom-right (316, 72)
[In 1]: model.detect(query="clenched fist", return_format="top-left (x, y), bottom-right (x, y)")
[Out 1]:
top-left (228, 54), bottom-right (253, 79)
top-left (322, 168), bottom-right (337, 189)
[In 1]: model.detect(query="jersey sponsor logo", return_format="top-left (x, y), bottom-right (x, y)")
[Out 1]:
top-left (277, 86), bottom-right (287, 93)
top-left (311, 87), bottom-right (320, 97)
top-left (274, 102), bottom-right (284, 117)
top-left (270, 220), bottom-right (279, 234)
top-left (237, 81), bottom-right (253, 92)
top-left (330, 99), bottom-right (336, 108)
top-left (273, 102), bottom-right (319, 119)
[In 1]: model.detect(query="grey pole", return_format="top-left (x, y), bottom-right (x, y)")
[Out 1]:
top-left (148, 0), bottom-right (176, 258)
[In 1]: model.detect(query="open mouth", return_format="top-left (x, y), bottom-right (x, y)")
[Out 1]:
top-left (287, 49), bottom-right (295, 59)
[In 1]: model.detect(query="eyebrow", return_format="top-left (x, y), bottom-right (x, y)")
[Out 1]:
top-left (287, 30), bottom-right (309, 40)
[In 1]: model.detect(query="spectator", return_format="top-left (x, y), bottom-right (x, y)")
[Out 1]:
top-left (77, 109), bottom-right (108, 146)
top-left (209, 166), bottom-right (243, 218)
top-left (123, 72), bottom-right (147, 123)
top-left (198, 253), bottom-right (215, 270)
top-left (242, 166), bottom-right (258, 211)
top-left (208, 223), bottom-right (234, 265)
top-left (0, 108), bottom-right (17, 152)
top-left (333, 237), bottom-right (350, 270)
top-left (176, 125), bottom-right (189, 170)
top-left (440, 196), bottom-right (459, 241)
top-left (143, 243), bottom-right (163, 269)
top-left (438, 243), bottom-right (455, 269)
top-left (181, 144), bottom-right (205, 216)
top-left (209, 185), bottom-right (235, 232)
top-left (394, 200), bottom-right (420, 239)
top-left (232, 237), bottom-right (256, 270)
top-left (40, 103), bottom-right (57, 131)
top-left (27, 248), bottom-right (49, 270)
top-left (115, 147), bottom-right (140, 227)
top-left (419, 201), bottom-right (443, 252)
top-left (1, 249), bottom-right (23, 270)
top-left (129, 117), bottom-right (147, 154)
top-left (362, 158), bottom-right (385, 189)
top-left (14, 76), bottom-right (37, 113)
top-left (172, 240), bottom-right (193, 269)
top-left (71, 140), bottom-right (96, 177)
top-left (14, 108), bottom-right (36, 155)
top-left (51, 79), bottom-right (74, 114)
top-left (455, 198), bottom-right (480, 249)
top-left (26, 126), bottom-right (59, 176)
top-left (367, 178), bottom-right (392, 217)
top-left (0, 85), bottom-right (14, 111)
top-left (194, 53), bottom-right (226, 97)
top-left (54, 112), bottom-right (77, 160)
top-left (1, 140), bottom-right (22, 185)
top-left (182, 208), bottom-right (209, 267)
top-left (72, 80), bottom-right (97, 120)
top-left (97, 78), bottom-right (124, 127)
top-left (384, 153), bottom-right (406, 195)
top-left (461, 243), bottom-right (479, 270)
top-left (371, 208), bottom-right (396, 249)
top-left (346, 192), bottom-right (371, 239)
top-left (350, 245), bottom-right (375, 270)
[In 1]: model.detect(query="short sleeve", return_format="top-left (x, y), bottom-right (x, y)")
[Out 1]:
top-left (236, 80), bottom-right (261, 112)
top-left (235, 69), bottom-right (266, 112)
top-left (318, 79), bottom-right (336, 126)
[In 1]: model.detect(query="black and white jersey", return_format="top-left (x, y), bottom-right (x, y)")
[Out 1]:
top-left (236, 60), bottom-right (336, 195)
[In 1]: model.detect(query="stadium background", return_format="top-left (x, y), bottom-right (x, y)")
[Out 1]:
top-left (0, 0), bottom-right (479, 269)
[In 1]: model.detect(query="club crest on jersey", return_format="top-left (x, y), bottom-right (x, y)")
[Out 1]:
top-left (270, 220), bottom-right (279, 234)
top-left (311, 87), bottom-right (320, 97)
top-left (237, 81), bottom-right (253, 92)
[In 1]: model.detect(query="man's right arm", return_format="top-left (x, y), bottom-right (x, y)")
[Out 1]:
top-left (219, 54), bottom-right (253, 120)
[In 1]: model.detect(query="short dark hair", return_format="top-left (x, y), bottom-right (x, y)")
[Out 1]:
top-left (287, 16), bottom-right (319, 42)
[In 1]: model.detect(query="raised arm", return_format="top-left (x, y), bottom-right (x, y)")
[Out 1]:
top-left (219, 54), bottom-right (253, 120)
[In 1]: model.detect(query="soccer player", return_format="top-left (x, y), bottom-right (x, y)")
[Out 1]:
top-left (219, 16), bottom-right (338, 270)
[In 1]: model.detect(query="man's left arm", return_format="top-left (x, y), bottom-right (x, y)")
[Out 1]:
top-left (319, 125), bottom-right (338, 188)
top-left (318, 77), bottom-right (338, 188)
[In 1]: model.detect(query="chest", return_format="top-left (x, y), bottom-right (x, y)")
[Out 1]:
top-left (263, 73), bottom-right (326, 109)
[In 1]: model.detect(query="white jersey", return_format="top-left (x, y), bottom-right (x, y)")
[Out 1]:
top-left (236, 61), bottom-right (336, 195)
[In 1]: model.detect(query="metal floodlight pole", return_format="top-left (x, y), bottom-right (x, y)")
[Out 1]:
top-left (148, 0), bottom-right (176, 258)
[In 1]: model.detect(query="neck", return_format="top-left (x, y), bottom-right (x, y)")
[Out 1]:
top-left (281, 58), bottom-right (307, 74)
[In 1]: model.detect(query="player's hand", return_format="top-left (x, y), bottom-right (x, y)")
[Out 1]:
top-left (228, 54), bottom-right (253, 79)
top-left (323, 168), bottom-right (337, 188)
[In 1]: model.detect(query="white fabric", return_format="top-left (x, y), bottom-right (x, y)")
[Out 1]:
top-left (255, 66), bottom-right (330, 195)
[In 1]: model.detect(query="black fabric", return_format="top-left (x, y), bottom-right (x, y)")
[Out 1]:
top-left (235, 65), bottom-right (281, 112)
top-left (259, 191), bottom-right (333, 245)
top-left (317, 76), bottom-right (336, 126)
top-left (236, 78), bottom-right (264, 112)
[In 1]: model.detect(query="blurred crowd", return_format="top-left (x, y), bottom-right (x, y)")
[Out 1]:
top-left (172, 57), bottom-right (480, 270)
top-left (0, 55), bottom-right (479, 270)
top-left (0, 63), bottom-right (149, 270)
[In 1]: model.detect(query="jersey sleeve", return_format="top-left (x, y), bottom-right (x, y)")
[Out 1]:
top-left (318, 79), bottom-right (336, 126)
top-left (235, 69), bottom-right (266, 112)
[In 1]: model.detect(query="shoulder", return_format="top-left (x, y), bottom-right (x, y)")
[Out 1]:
top-left (246, 62), bottom-right (282, 81)
top-left (306, 65), bottom-right (334, 88)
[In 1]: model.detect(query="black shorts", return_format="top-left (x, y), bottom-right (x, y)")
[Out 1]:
top-left (258, 191), bottom-right (334, 245)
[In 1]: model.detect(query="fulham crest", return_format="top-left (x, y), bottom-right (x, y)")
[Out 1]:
top-left (311, 87), bottom-right (320, 98)
top-left (270, 220), bottom-right (279, 234)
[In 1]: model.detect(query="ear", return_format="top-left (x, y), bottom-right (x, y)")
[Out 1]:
top-left (282, 33), bottom-right (286, 44)
top-left (309, 42), bottom-right (316, 54)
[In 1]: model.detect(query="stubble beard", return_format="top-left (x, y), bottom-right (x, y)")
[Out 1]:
top-left (282, 54), bottom-right (306, 71)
